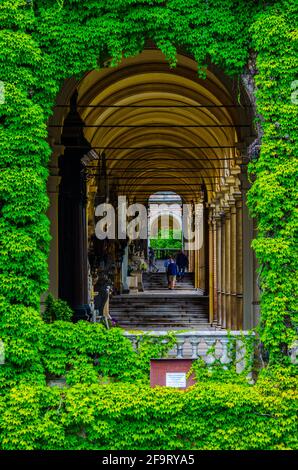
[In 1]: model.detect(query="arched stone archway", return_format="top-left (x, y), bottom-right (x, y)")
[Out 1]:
top-left (47, 49), bottom-right (258, 329)
top-left (148, 191), bottom-right (182, 244)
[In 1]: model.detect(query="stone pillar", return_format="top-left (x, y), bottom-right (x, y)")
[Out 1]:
top-left (221, 213), bottom-right (226, 328)
top-left (224, 207), bottom-right (231, 329)
top-left (235, 195), bottom-right (243, 329)
top-left (242, 189), bottom-right (254, 329)
top-left (188, 248), bottom-right (195, 274)
top-left (58, 93), bottom-right (91, 321)
top-left (212, 217), bottom-right (218, 325)
top-left (203, 202), bottom-right (209, 296)
top-left (194, 203), bottom-right (203, 290)
top-left (208, 215), bottom-right (214, 324)
top-left (193, 205), bottom-right (199, 289)
top-left (58, 152), bottom-right (90, 321)
top-left (120, 245), bottom-right (128, 293)
top-left (47, 158), bottom-right (62, 298)
top-left (230, 201), bottom-right (237, 329)
top-left (215, 215), bottom-right (222, 327)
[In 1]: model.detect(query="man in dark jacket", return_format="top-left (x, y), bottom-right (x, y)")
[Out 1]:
top-left (176, 250), bottom-right (188, 280)
top-left (167, 257), bottom-right (178, 289)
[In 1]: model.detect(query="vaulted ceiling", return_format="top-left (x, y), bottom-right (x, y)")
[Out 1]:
top-left (51, 49), bottom-right (254, 203)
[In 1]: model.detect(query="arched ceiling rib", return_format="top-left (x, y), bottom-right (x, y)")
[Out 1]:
top-left (51, 49), bottom-right (254, 203)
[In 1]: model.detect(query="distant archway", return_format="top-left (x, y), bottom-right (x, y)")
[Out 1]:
top-left (148, 191), bottom-right (182, 260)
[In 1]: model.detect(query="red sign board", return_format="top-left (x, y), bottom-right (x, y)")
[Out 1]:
top-left (150, 359), bottom-right (195, 389)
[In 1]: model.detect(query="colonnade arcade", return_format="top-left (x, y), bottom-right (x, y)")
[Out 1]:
top-left (47, 49), bottom-right (260, 330)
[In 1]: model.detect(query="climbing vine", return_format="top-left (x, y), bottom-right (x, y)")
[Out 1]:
top-left (247, 1), bottom-right (298, 358)
top-left (0, 367), bottom-right (297, 450)
top-left (0, 0), bottom-right (297, 450)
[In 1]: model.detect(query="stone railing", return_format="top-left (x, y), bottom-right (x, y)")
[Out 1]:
top-left (289, 339), bottom-right (298, 365)
top-left (124, 330), bottom-right (255, 374)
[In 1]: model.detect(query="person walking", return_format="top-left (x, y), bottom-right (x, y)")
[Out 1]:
top-left (176, 250), bottom-right (188, 280)
top-left (167, 257), bottom-right (178, 290)
top-left (164, 257), bottom-right (171, 286)
top-left (148, 247), bottom-right (159, 273)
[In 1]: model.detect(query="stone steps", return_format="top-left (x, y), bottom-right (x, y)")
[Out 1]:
top-left (110, 291), bottom-right (209, 329)
top-left (111, 311), bottom-right (208, 317)
top-left (142, 272), bottom-right (196, 291)
top-left (116, 324), bottom-right (209, 327)
top-left (109, 270), bottom-right (209, 329)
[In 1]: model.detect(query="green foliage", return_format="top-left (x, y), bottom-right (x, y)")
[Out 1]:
top-left (0, 0), bottom-right (295, 370)
top-left (150, 228), bottom-right (182, 250)
top-left (247, 0), bottom-right (298, 359)
top-left (40, 321), bottom-right (176, 385)
top-left (0, 296), bottom-right (46, 390)
top-left (0, 0), bottom-right (297, 450)
top-left (0, 313), bottom-right (175, 391)
top-left (190, 358), bottom-right (245, 384)
top-left (0, 366), bottom-right (297, 450)
top-left (42, 294), bottom-right (73, 323)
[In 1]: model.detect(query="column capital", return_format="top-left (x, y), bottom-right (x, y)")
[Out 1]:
top-left (228, 193), bottom-right (235, 204)
top-left (233, 191), bottom-right (242, 201)
top-left (230, 204), bottom-right (237, 215)
top-left (47, 174), bottom-right (61, 193)
top-left (235, 197), bottom-right (243, 210)
top-left (230, 167), bottom-right (241, 177)
top-left (219, 211), bottom-right (226, 224)
top-left (223, 205), bottom-right (231, 218)
top-left (214, 213), bottom-right (222, 225)
top-left (225, 175), bottom-right (236, 185)
top-left (220, 184), bottom-right (229, 194)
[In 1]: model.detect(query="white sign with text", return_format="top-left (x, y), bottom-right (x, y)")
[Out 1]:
top-left (166, 372), bottom-right (186, 388)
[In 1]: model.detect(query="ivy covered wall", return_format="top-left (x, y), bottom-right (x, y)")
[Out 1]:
top-left (0, 0), bottom-right (298, 449)
top-left (0, 0), bottom-right (297, 449)
top-left (1, 371), bottom-right (297, 450)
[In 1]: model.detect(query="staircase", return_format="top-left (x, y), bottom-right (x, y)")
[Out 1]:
top-left (143, 272), bottom-right (196, 291)
top-left (110, 272), bottom-right (210, 329)
top-left (110, 293), bottom-right (209, 329)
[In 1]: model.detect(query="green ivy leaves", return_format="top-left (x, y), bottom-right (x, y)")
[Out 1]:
top-left (0, 1), bottom-right (297, 450)
top-left (0, 368), bottom-right (297, 450)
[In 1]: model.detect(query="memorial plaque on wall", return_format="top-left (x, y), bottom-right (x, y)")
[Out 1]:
top-left (150, 359), bottom-right (195, 389)
top-left (166, 372), bottom-right (187, 388)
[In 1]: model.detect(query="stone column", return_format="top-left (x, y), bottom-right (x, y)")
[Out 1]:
top-left (58, 92), bottom-right (91, 321)
top-left (58, 152), bottom-right (90, 321)
top-left (230, 201), bottom-right (237, 329)
top-left (215, 215), bottom-right (222, 327)
top-left (221, 213), bottom-right (226, 328)
top-left (208, 215), bottom-right (214, 324)
top-left (212, 217), bottom-right (218, 325)
top-left (188, 249), bottom-right (195, 274)
top-left (193, 205), bottom-right (199, 289)
top-left (224, 206), bottom-right (231, 329)
top-left (242, 189), bottom-right (254, 330)
top-left (47, 157), bottom-right (62, 298)
top-left (194, 203), bottom-right (203, 291)
top-left (121, 245), bottom-right (129, 293)
top-left (235, 195), bottom-right (243, 329)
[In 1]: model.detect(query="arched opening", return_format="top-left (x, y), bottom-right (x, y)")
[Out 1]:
top-left (148, 191), bottom-right (183, 263)
top-left (47, 49), bottom-right (258, 330)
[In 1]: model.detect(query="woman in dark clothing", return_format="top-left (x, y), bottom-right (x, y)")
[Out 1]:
top-left (167, 257), bottom-right (178, 289)
top-left (176, 250), bottom-right (188, 280)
